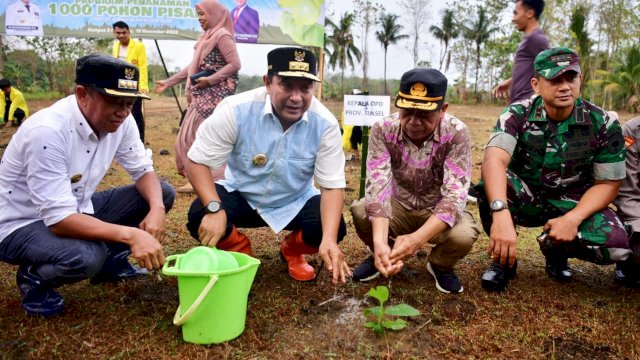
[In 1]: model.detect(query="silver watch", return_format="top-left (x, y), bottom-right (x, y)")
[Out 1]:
top-left (490, 199), bottom-right (508, 213)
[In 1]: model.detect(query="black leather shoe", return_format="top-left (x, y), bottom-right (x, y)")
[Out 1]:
top-left (545, 256), bottom-right (572, 282)
top-left (481, 261), bottom-right (518, 292)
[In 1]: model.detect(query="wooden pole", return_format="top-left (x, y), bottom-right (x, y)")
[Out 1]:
top-left (316, 47), bottom-right (324, 100)
top-left (358, 126), bottom-right (369, 199)
top-left (154, 40), bottom-right (184, 123)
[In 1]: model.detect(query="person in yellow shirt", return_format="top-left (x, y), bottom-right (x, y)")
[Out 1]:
top-left (0, 79), bottom-right (29, 128)
top-left (112, 21), bottom-right (148, 142)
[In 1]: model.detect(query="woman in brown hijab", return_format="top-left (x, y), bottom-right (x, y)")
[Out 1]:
top-left (154, 0), bottom-right (240, 193)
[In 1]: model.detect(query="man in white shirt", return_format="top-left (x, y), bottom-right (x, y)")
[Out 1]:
top-left (5, 0), bottom-right (44, 36)
top-left (0, 55), bottom-right (175, 317)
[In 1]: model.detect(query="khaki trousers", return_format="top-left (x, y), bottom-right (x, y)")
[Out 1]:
top-left (350, 198), bottom-right (481, 271)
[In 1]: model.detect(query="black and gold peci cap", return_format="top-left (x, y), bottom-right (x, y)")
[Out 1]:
top-left (395, 68), bottom-right (447, 111)
top-left (267, 47), bottom-right (320, 82)
top-left (75, 54), bottom-right (150, 99)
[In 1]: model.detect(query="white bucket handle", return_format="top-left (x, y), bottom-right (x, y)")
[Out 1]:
top-left (173, 275), bottom-right (218, 326)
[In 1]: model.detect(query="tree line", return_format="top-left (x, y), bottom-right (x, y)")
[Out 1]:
top-left (323, 0), bottom-right (639, 111)
top-left (1, 0), bottom-right (638, 111)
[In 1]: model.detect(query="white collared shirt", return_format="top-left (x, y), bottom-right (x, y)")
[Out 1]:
top-left (0, 95), bottom-right (153, 242)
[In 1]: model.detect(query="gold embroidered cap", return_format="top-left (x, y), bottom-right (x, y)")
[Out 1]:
top-left (395, 68), bottom-right (447, 111)
top-left (75, 54), bottom-right (150, 99)
top-left (267, 47), bottom-right (320, 82)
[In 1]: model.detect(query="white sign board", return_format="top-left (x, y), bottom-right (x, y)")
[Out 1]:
top-left (343, 95), bottom-right (391, 126)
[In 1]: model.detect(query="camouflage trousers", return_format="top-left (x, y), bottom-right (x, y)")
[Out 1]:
top-left (474, 170), bottom-right (631, 264)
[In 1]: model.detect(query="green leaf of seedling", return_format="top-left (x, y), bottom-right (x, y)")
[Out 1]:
top-left (384, 304), bottom-right (421, 317)
top-left (366, 286), bottom-right (389, 305)
top-left (364, 306), bottom-right (381, 318)
top-left (373, 323), bottom-right (384, 334)
top-left (383, 319), bottom-right (408, 330)
top-left (364, 321), bottom-right (376, 328)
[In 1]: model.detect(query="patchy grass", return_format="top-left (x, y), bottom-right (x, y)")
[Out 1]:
top-left (0, 97), bottom-right (639, 359)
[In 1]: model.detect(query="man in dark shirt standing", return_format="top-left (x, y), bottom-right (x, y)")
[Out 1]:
top-left (492, 0), bottom-right (549, 103)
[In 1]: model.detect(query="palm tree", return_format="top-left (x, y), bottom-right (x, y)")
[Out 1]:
top-left (375, 13), bottom-right (408, 95)
top-left (463, 6), bottom-right (498, 98)
top-left (569, 4), bottom-right (592, 83)
top-left (590, 45), bottom-right (640, 111)
top-left (430, 9), bottom-right (459, 73)
top-left (325, 13), bottom-right (362, 95)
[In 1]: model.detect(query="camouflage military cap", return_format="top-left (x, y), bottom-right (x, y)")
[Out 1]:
top-left (534, 47), bottom-right (581, 80)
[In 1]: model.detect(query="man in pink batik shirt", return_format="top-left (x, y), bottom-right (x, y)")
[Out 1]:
top-left (350, 68), bottom-right (481, 293)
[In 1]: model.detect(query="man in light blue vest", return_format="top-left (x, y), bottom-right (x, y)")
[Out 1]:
top-left (184, 47), bottom-right (351, 284)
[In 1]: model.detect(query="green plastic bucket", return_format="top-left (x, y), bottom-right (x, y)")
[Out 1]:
top-left (162, 247), bottom-right (260, 344)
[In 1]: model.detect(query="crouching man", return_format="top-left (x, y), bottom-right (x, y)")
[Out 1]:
top-left (0, 55), bottom-right (176, 316)
top-left (350, 68), bottom-right (481, 293)
top-left (475, 48), bottom-right (630, 292)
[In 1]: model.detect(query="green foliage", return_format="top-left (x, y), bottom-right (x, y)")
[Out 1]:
top-left (320, 74), bottom-right (399, 99)
top-left (484, 30), bottom-right (520, 100)
top-left (588, 45), bottom-right (640, 112)
top-left (363, 286), bottom-right (420, 335)
top-left (3, 37), bottom-right (106, 94)
top-left (569, 5), bottom-right (592, 83)
top-left (462, 5), bottom-right (499, 99)
top-left (23, 91), bottom-right (64, 101)
top-left (237, 75), bottom-right (265, 93)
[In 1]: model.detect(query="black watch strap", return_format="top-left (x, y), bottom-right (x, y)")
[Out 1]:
top-left (205, 200), bottom-right (222, 214)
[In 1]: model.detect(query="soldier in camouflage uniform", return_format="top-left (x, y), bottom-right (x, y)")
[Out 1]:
top-left (474, 47), bottom-right (631, 292)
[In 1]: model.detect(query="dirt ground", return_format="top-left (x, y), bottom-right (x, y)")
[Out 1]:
top-left (0, 97), bottom-right (639, 359)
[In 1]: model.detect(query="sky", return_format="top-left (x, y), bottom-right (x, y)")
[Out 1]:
top-left (145, 0), bottom-right (457, 81)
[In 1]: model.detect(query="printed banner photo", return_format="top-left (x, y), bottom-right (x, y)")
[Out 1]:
top-left (0, 0), bottom-right (325, 46)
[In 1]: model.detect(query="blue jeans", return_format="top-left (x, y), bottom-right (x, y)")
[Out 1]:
top-left (0, 182), bottom-right (175, 287)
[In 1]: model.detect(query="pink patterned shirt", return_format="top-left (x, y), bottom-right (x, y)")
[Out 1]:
top-left (364, 112), bottom-right (472, 227)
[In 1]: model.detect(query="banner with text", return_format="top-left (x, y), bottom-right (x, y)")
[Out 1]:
top-left (343, 95), bottom-right (391, 127)
top-left (1, 0), bottom-right (324, 46)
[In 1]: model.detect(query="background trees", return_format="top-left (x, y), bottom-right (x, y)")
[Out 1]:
top-left (0, 0), bottom-right (638, 111)
top-left (375, 13), bottom-right (408, 95)
top-left (325, 12), bottom-right (362, 95)
top-left (430, 9), bottom-right (459, 73)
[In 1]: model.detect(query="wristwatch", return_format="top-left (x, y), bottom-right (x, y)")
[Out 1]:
top-left (490, 200), bottom-right (508, 214)
top-left (204, 200), bottom-right (222, 214)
